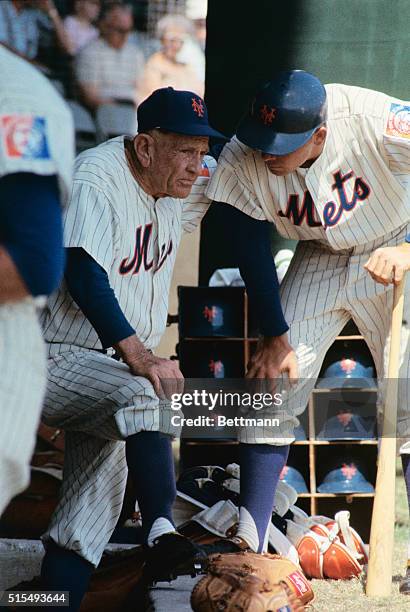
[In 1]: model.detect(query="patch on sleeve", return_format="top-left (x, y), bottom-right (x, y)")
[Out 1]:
top-left (386, 103), bottom-right (410, 139)
top-left (0, 114), bottom-right (51, 160)
top-left (199, 159), bottom-right (210, 177)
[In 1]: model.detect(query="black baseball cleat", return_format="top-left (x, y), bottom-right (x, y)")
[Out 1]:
top-left (142, 532), bottom-right (207, 584)
top-left (399, 566), bottom-right (410, 595)
top-left (200, 535), bottom-right (251, 557)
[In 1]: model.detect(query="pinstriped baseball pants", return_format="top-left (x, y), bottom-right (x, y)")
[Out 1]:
top-left (242, 223), bottom-right (410, 446)
top-left (0, 300), bottom-right (46, 516)
top-left (41, 347), bottom-right (179, 566)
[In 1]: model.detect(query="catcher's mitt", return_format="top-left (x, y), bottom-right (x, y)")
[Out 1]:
top-left (191, 552), bottom-right (314, 612)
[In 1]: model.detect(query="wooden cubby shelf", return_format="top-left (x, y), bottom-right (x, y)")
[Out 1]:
top-left (177, 287), bottom-right (377, 541)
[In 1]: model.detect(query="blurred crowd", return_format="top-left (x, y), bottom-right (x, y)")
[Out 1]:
top-left (0, 0), bottom-right (207, 130)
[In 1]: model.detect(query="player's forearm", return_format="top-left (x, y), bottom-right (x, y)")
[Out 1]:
top-left (0, 246), bottom-right (30, 302)
top-left (259, 333), bottom-right (293, 352)
top-left (65, 248), bottom-right (135, 349)
top-left (113, 334), bottom-right (153, 367)
top-left (225, 203), bottom-right (289, 336)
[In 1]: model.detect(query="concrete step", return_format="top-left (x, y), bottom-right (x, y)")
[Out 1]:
top-left (1, 539), bottom-right (199, 611)
top-left (0, 539), bottom-right (135, 591)
top-left (149, 576), bottom-right (201, 611)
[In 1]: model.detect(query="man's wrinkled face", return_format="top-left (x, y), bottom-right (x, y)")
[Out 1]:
top-left (150, 132), bottom-right (209, 198)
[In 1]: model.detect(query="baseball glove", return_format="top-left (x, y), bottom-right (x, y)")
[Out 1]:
top-left (191, 552), bottom-right (314, 611)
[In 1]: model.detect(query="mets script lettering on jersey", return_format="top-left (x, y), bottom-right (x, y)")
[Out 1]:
top-left (119, 222), bottom-right (173, 275)
top-left (278, 191), bottom-right (322, 227)
top-left (278, 170), bottom-right (371, 229)
top-left (323, 169), bottom-right (371, 228)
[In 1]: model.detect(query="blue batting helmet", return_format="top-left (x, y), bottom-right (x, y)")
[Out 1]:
top-left (316, 350), bottom-right (376, 390)
top-left (280, 465), bottom-right (308, 494)
top-left (236, 70), bottom-right (327, 155)
top-left (317, 411), bottom-right (377, 441)
top-left (317, 459), bottom-right (374, 494)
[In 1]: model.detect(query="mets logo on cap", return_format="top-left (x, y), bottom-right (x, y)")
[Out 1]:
top-left (191, 97), bottom-right (204, 117)
top-left (259, 104), bottom-right (276, 126)
top-left (0, 114), bottom-right (51, 160)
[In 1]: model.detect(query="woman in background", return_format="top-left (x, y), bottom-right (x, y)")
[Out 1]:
top-left (138, 14), bottom-right (203, 100)
top-left (63, 0), bottom-right (100, 55)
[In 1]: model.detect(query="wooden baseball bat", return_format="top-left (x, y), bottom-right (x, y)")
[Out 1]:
top-left (366, 277), bottom-right (406, 597)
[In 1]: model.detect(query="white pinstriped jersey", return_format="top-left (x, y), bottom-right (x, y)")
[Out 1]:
top-left (206, 84), bottom-right (410, 250)
top-left (41, 137), bottom-right (216, 351)
top-left (0, 46), bottom-right (74, 203)
top-left (0, 48), bottom-right (74, 516)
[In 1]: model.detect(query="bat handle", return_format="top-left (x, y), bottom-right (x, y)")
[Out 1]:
top-left (387, 278), bottom-right (406, 380)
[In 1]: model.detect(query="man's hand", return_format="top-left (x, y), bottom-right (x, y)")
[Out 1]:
top-left (114, 335), bottom-right (184, 399)
top-left (364, 244), bottom-right (410, 286)
top-left (246, 333), bottom-right (299, 385)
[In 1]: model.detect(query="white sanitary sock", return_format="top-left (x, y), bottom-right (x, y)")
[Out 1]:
top-left (147, 517), bottom-right (175, 547)
top-left (235, 506), bottom-right (260, 552)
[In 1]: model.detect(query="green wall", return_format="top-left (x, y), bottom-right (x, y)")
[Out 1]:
top-left (205, 0), bottom-right (409, 137)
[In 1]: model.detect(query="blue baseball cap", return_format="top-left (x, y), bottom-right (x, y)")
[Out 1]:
top-left (137, 87), bottom-right (225, 139)
top-left (236, 70), bottom-right (327, 155)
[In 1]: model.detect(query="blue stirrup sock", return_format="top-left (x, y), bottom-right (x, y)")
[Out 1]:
top-left (40, 541), bottom-right (93, 612)
top-left (236, 443), bottom-right (289, 553)
top-left (126, 431), bottom-right (176, 546)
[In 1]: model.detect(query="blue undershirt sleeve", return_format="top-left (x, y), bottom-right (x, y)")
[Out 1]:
top-left (65, 247), bottom-right (135, 349)
top-left (221, 203), bottom-right (289, 337)
top-left (0, 172), bottom-right (64, 296)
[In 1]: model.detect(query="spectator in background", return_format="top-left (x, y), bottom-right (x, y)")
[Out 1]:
top-left (187, 0), bottom-right (207, 51)
top-left (138, 14), bottom-right (204, 101)
top-left (75, 2), bottom-right (144, 111)
top-left (179, 0), bottom-right (207, 82)
top-left (63, 0), bottom-right (100, 55)
top-left (0, 0), bottom-right (73, 64)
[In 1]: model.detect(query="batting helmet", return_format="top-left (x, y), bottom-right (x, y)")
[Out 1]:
top-left (317, 459), bottom-right (374, 494)
top-left (279, 465), bottom-right (308, 494)
top-left (316, 351), bottom-right (376, 390)
top-left (317, 411), bottom-right (376, 441)
top-left (178, 287), bottom-right (245, 338)
top-left (236, 70), bottom-right (327, 155)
